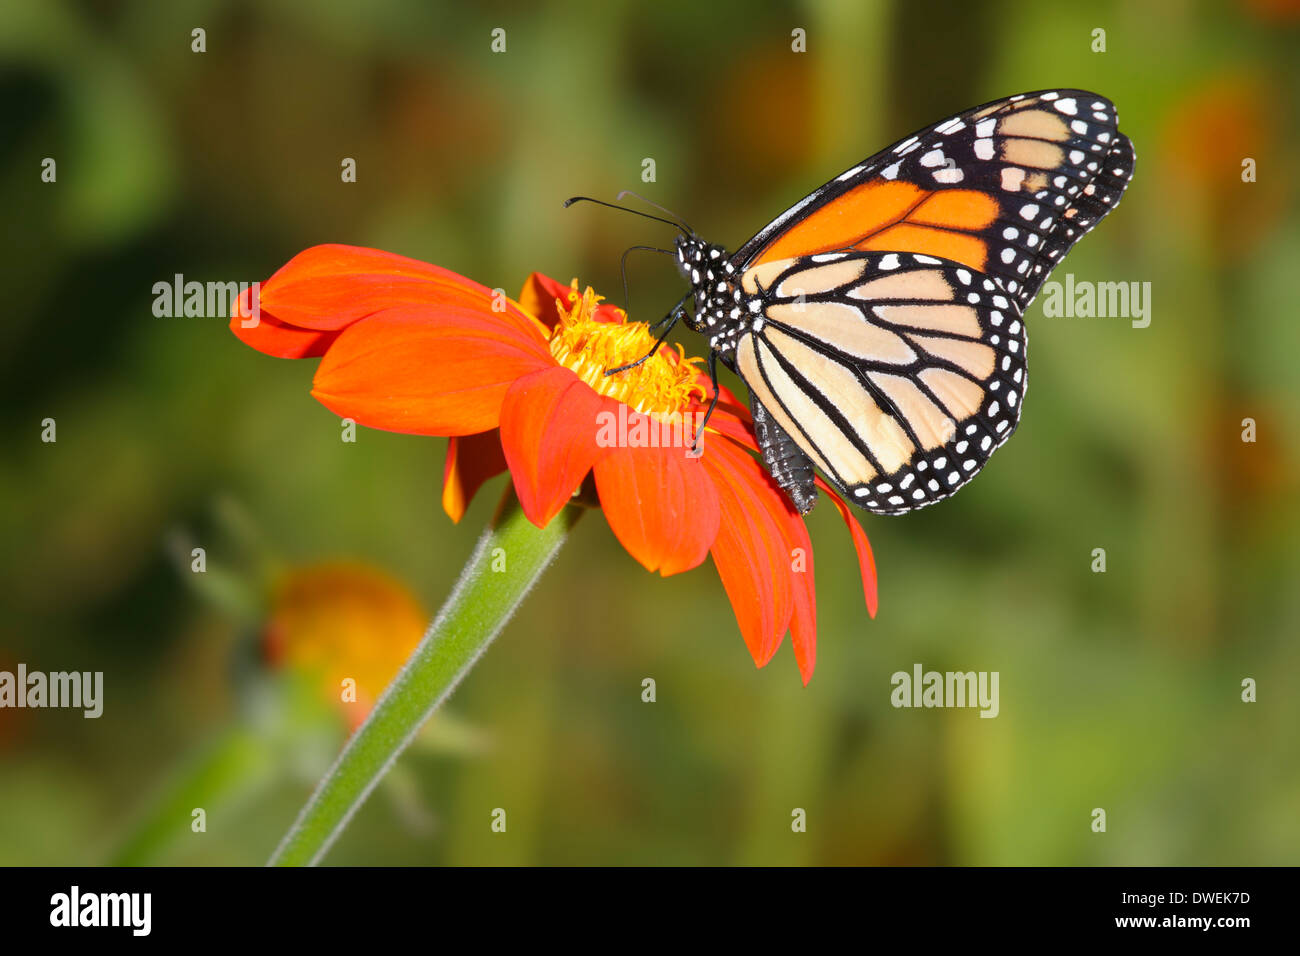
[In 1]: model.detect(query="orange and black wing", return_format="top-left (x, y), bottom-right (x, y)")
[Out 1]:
top-left (736, 251), bottom-right (1026, 513)
top-left (732, 90), bottom-right (1135, 312)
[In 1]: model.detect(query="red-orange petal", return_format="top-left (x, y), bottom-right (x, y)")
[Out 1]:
top-left (816, 476), bottom-right (879, 618)
top-left (518, 272), bottom-right (625, 328)
top-left (692, 373), bottom-right (748, 416)
top-left (229, 286), bottom-right (339, 358)
top-left (711, 432), bottom-right (818, 681)
top-left (593, 435), bottom-right (721, 576)
top-left (443, 429), bottom-right (509, 523)
top-left (773, 491), bottom-right (817, 684)
top-left (260, 244), bottom-right (537, 334)
top-left (311, 305), bottom-right (552, 436)
top-left (699, 397), bottom-right (758, 451)
top-left (789, 578), bottom-right (817, 684)
top-left (517, 273), bottom-right (573, 330)
top-left (685, 375), bottom-right (758, 451)
top-left (700, 436), bottom-right (794, 668)
top-left (499, 366), bottom-right (613, 527)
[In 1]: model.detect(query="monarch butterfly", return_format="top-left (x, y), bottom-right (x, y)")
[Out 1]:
top-left (574, 89), bottom-right (1135, 515)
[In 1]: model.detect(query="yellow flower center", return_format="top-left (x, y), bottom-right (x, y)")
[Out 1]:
top-left (547, 281), bottom-right (706, 417)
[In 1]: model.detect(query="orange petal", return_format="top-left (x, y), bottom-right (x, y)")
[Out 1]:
top-left (691, 371), bottom-right (748, 413)
top-left (229, 286), bottom-right (338, 358)
top-left (593, 434), bottom-right (721, 576)
top-left (686, 375), bottom-right (758, 451)
top-left (311, 305), bottom-right (552, 436)
top-left (789, 577), bottom-right (817, 684)
top-left (499, 366), bottom-right (612, 527)
top-left (700, 398), bottom-right (759, 452)
top-left (774, 493), bottom-right (817, 685)
top-left (700, 436), bottom-right (795, 668)
top-left (443, 430), bottom-right (509, 523)
top-left (816, 477), bottom-right (879, 618)
top-left (518, 272), bottom-right (624, 328)
top-left (517, 273), bottom-right (574, 329)
top-left (260, 244), bottom-right (547, 341)
top-left (712, 433), bottom-right (818, 681)
top-left (592, 300), bottom-right (627, 324)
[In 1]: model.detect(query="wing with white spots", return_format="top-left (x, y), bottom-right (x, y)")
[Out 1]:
top-left (731, 90), bottom-right (1136, 312)
top-left (736, 251), bottom-right (1026, 514)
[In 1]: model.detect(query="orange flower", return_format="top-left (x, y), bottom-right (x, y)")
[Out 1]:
top-left (1242, 0), bottom-right (1300, 22)
top-left (264, 562), bottom-right (428, 729)
top-left (1160, 72), bottom-right (1287, 261)
top-left (232, 244), bottom-right (877, 683)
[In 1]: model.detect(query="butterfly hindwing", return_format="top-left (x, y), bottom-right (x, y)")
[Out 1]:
top-left (732, 90), bottom-right (1135, 312)
top-left (734, 251), bottom-right (1026, 514)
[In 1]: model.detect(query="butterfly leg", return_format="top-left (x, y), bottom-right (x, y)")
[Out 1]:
top-left (647, 289), bottom-right (692, 331)
top-left (688, 351), bottom-right (723, 457)
top-left (750, 396), bottom-right (818, 515)
top-left (605, 303), bottom-right (685, 375)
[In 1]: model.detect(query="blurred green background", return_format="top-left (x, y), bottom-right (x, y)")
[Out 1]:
top-left (2, 0), bottom-right (1298, 866)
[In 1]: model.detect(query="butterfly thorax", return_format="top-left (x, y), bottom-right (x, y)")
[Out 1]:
top-left (674, 236), bottom-right (754, 365)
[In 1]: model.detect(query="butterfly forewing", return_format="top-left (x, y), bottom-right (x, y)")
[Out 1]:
top-left (735, 251), bottom-right (1026, 514)
top-left (732, 90), bottom-right (1136, 312)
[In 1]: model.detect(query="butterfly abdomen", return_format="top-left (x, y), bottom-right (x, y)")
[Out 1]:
top-left (751, 396), bottom-right (819, 515)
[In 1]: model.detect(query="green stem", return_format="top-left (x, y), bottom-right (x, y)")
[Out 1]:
top-left (110, 725), bottom-right (278, 866)
top-left (268, 488), bottom-right (583, 866)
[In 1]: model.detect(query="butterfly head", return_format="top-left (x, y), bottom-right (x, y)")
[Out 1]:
top-left (674, 236), bottom-right (741, 338)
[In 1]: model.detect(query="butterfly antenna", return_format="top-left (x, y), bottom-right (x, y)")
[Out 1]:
top-left (615, 189), bottom-right (694, 236)
top-left (563, 196), bottom-right (688, 236)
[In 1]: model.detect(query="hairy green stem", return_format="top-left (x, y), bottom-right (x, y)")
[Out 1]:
top-left (268, 488), bottom-right (582, 865)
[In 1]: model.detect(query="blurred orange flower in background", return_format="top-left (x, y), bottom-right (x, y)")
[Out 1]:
top-left (264, 562), bottom-right (428, 729)
top-left (1161, 72), bottom-right (1289, 260)
top-left (1241, 0), bottom-right (1300, 23)
top-left (232, 245), bottom-right (877, 683)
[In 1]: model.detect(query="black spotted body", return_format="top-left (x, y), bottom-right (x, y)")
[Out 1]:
top-left (675, 238), bottom-right (754, 367)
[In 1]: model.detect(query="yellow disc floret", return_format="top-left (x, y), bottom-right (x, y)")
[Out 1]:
top-left (547, 280), bottom-right (705, 417)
